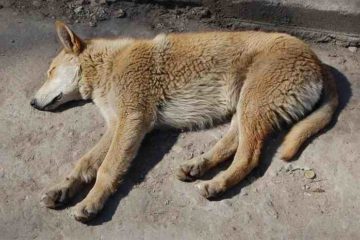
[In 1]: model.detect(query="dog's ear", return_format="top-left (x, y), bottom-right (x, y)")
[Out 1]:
top-left (55, 21), bottom-right (84, 55)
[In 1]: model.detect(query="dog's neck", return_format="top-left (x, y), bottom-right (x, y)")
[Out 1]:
top-left (78, 38), bottom-right (135, 100)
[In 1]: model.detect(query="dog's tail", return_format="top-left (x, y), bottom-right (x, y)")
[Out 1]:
top-left (280, 67), bottom-right (339, 161)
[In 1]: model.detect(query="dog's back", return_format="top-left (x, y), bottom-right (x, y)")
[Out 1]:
top-left (147, 32), bottom-right (335, 133)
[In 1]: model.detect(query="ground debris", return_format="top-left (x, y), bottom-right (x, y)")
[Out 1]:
top-left (32, 0), bottom-right (41, 8)
top-left (304, 169), bottom-right (316, 179)
top-left (113, 8), bottom-right (125, 18)
top-left (278, 163), bottom-right (311, 174)
top-left (311, 188), bottom-right (325, 193)
top-left (74, 6), bottom-right (83, 13)
top-left (348, 46), bottom-right (357, 53)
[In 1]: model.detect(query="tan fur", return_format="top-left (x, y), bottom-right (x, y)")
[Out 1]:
top-left (34, 22), bottom-right (338, 222)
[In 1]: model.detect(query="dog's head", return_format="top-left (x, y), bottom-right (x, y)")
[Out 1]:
top-left (31, 21), bottom-right (85, 111)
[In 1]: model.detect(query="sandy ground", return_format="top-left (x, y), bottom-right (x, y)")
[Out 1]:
top-left (0, 6), bottom-right (360, 240)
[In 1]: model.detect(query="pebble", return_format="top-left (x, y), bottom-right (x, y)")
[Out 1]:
top-left (304, 170), bottom-right (316, 179)
top-left (89, 21), bottom-right (97, 27)
top-left (74, 6), bottom-right (83, 14)
top-left (114, 9), bottom-right (126, 18)
top-left (199, 8), bottom-right (211, 18)
top-left (348, 46), bottom-right (357, 53)
top-left (32, 0), bottom-right (41, 8)
top-left (75, 0), bottom-right (85, 4)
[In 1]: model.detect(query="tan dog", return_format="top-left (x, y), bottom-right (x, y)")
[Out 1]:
top-left (31, 21), bottom-right (338, 222)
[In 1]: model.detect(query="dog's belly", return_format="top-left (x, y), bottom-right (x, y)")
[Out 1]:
top-left (156, 74), bottom-right (234, 129)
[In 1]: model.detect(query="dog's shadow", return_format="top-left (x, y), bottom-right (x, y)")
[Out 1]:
top-left (60, 65), bottom-right (351, 225)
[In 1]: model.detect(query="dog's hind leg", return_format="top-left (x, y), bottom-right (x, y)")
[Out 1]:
top-left (176, 114), bottom-right (239, 181)
top-left (40, 125), bottom-right (115, 209)
top-left (195, 112), bottom-right (266, 198)
top-left (195, 52), bottom-right (324, 198)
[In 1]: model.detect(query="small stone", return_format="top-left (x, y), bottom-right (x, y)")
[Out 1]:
top-left (199, 8), bottom-right (211, 18)
top-left (75, 0), bottom-right (85, 5)
top-left (348, 46), bottom-right (357, 53)
top-left (304, 170), bottom-right (316, 179)
top-left (32, 0), bottom-right (41, 8)
top-left (114, 8), bottom-right (126, 18)
top-left (89, 21), bottom-right (97, 27)
top-left (74, 6), bottom-right (83, 14)
top-left (11, 39), bottom-right (15, 43)
top-left (90, 0), bottom-right (105, 6)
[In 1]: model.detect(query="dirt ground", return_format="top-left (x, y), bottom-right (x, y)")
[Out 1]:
top-left (0, 2), bottom-right (359, 240)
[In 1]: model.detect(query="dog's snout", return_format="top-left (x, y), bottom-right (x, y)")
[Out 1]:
top-left (30, 98), bottom-right (36, 107)
top-left (30, 98), bottom-right (42, 110)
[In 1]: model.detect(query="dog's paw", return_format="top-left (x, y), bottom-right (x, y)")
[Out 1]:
top-left (72, 200), bottom-right (101, 222)
top-left (40, 185), bottom-right (71, 209)
top-left (176, 158), bottom-right (207, 182)
top-left (195, 181), bottom-right (225, 199)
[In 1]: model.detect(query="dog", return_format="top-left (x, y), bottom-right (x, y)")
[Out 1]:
top-left (31, 21), bottom-right (338, 222)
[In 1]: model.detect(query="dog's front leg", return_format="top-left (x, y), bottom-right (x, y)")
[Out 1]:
top-left (40, 124), bottom-right (116, 209)
top-left (72, 109), bottom-right (153, 222)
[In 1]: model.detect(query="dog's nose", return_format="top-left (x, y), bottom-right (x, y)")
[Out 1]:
top-left (30, 98), bottom-right (37, 108)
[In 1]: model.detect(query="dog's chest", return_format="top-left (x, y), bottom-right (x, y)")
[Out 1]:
top-left (156, 73), bottom-right (235, 129)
